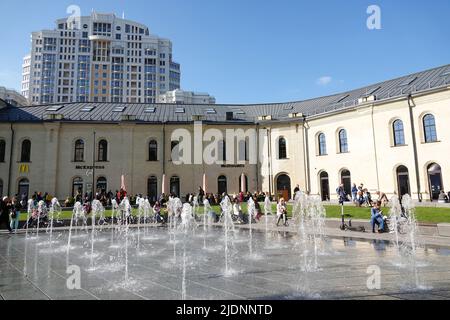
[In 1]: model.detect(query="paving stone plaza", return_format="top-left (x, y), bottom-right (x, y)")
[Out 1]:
top-left (1, 223), bottom-right (449, 300)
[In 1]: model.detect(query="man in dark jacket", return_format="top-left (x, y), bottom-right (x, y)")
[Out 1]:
top-left (0, 197), bottom-right (13, 233)
top-left (336, 184), bottom-right (347, 205)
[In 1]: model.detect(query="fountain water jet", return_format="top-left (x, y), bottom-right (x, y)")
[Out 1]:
top-left (66, 202), bottom-right (85, 266)
top-left (110, 199), bottom-right (119, 247)
top-left (220, 196), bottom-right (236, 277)
top-left (264, 194), bottom-right (272, 240)
top-left (88, 199), bottom-right (104, 270)
top-left (291, 191), bottom-right (326, 298)
top-left (389, 195), bottom-right (426, 290)
top-left (247, 197), bottom-right (255, 258)
top-left (25, 199), bottom-right (34, 239)
top-left (36, 200), bottom-right (47, 238)
top-left (179, 203), bottom-right (196, 300)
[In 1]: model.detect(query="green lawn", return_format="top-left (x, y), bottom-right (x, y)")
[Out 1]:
top-left (19, 203), bottom-right (450, 224)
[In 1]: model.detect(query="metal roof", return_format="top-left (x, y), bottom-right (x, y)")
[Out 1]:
top-left (1, 64), bottom-right (449, 124)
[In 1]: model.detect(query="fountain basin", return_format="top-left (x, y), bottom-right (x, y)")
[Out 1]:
top-left (1, 226), bottom-right (449, 300)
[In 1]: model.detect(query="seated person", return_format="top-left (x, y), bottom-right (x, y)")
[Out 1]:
top-left (370, 201), bottom-right (385, 233)
top-left (438, 190), bottom-right (448, 203)
top-left (355, 190), bottom-right (365, 207)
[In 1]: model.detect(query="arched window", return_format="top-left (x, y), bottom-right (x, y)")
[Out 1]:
top-left (171, 140), bottom-right (180, 162)
top-left (218, 175), bottom-right (227, 195)
top-left (393, 120), bottom-right (405, 146)
top-left (0, 139), bottom-right (5, 162)
top-left (318, 133), bottom-right (327, 156)
top-left (149, 140), bottom-right (158, 161)
top-left (340, 169), bottom-right (351, 195)
top-left (278, 137), bottom-right (287, 159)
top-left (170, 176), bottom-right (180, 197)
top-left (74, 139), bottom-right (84, 162)
top-left (147, 176), bottom-right (158, 202)
top-left (276, 174), bottom-right (291, 200)
top-left (98, 140), bottom-right (108, 162)
top-left (319, 171), bottom-right (329, 201)
top-left (72, 177), bottom-right (83, 197)
top-left (423, 114), bottom-right (437, 143)
top-left (427, 163), bottom-right (442, 201)
top-left (18, 178), bottom-right (29, 198)
top-left (338, 129), bottom-right (348, 153)
top-left (96, 177), bottom-right (107, 194)
top-left (20, 139), bottom-right (31, 162)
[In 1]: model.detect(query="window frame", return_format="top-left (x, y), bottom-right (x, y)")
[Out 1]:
top-left (393, 119), bottom-right (406, 146)
top-left (20, 139), bottom-right (32, 163)
top-left (338, 129), bottom-right (348, 153)
top-left (278, 137), bottom-right (287, 159)
top-left (74, 139), bottom-right (85, 162)
top-left (0, 139), bottom-right (5, 162)
top-left (423, 114), bottom-right (438, 143)
top-left (148, 140), bottom-right (158, 161)
top-left (98, 139), bottom-right (108, 162)
top-left (318, 133), bottom-right (327, 156)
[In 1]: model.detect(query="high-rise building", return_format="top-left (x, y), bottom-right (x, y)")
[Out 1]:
top-left (158, 89), bottom-right (216, 104)
top-left (0, 86), bottom-right (28, 107)
top-left (22, 12), bottom-right (181, 105)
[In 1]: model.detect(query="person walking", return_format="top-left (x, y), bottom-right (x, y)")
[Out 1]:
top-left (9, 196), bottom-right (21, 233)
top-left (0, 197), bottom-right (13, 233)
top-left (276, 198), bottom-right (288, 227)
top-left (351, 183), bottom-right (358, 203)
top-left (198, 186), bottom-right (205, 203)
top-left (336, 184), bottom-right (347, 205)
top-left (253, 196), bottom-right (262, 221)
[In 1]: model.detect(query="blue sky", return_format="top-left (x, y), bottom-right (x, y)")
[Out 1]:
top-left (0, 0), bottom-right (449, 104)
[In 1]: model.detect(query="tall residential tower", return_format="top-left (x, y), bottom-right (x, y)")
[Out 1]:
top-left (22, 12), bottom-right (181, 105)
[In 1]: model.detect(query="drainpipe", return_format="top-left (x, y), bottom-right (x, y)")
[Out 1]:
top-left (408, 94), bottom-right (422, 202)
top-left (7, 123), bottom-right (15, 196)
top-left (162, 123), bottom-right (166, 195)
top-left (302, 116), bottom-right (311, 194)
top-left (255, 123), bottom-right (260, 191)
top-left (370, 104), bottom-right (380, 191)
top-left (92, 131), bottom-right (96, 200)
top-left (267, 128), bottom-right (272, 196)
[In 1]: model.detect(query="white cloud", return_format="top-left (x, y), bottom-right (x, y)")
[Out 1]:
top-left (316, 76), bottom-right (332, 86)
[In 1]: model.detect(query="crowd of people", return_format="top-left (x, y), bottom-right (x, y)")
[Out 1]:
top-left (0, 186), bottom-right (286, 233)
top-left (3, 181), bottom-right (449, 235)
top-left (335, 183), bottom-right (390, 208)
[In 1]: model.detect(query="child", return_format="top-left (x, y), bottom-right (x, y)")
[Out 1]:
top-left (276, 198), bottom-right (288, 226)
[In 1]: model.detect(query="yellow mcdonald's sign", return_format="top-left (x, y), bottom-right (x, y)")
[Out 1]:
top-left (19, 164), bottom-right (29, 173)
